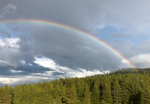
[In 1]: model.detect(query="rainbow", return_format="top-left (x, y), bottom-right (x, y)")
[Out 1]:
top-left (0, 19), bottom-right (138, 72)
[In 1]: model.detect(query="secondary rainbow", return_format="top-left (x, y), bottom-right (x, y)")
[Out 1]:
top-left (0, 19), bottom-right (138, 72)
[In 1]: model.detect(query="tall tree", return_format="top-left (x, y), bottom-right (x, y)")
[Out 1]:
top-left (63, 84), bottom-right (79, 104)
top-left (82, 84), bottom-right (91, 104)
top-left (101, 77), bottom-right (112, 104)
top-left (111, 78), bottom-right (122, 104)
top-left (90, 81), bottom-right (100, 104)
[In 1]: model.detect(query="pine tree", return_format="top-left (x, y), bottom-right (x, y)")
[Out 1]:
top-left (119, 76), bottom-right (130, 104)
top-left (101, 77), bottom-right (112, 104)
top-left (90, 81), bottom-right (100, 104)
top-left (63, 84), bottom-right (79, 104)
top-left (82, 84), bottom-right (91, 104)
top-left (111, 78), bottom-right (122, 104)
top-left (139, 80), bottom-right (150, 104)
top-left (128, 76), bottom-right (142, 104)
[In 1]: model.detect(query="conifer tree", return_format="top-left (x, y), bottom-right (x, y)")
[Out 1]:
top-left (82, 84), bottom-right (91, 104)
top-left (90, 81), bottom-right (100, 104)
top-left (111, 78), bottom-right (122, 104)
top-left (139, 81), bottom-right (150, 104)
top-left (63, 84), bottom-right (79, 104)
top-left (101, 77), bottom-right (112, 104)
top-left (119, 76), bottom-right (130, 104)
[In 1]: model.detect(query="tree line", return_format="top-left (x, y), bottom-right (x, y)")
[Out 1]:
top-left (0, 68), bottom-right (150, 104)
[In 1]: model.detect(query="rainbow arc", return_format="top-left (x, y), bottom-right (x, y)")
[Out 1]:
top-left (0, 19), bottom-right (138, 72)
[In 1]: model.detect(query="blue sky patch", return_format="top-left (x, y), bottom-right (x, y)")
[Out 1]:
top-left (96, 25), bottom-right (149, 44)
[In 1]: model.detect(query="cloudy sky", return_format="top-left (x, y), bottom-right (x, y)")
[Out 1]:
top-left (0, 0), bottom-right (150, 85)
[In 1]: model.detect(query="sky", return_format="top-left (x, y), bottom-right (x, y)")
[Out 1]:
top-left (0, 0), bottom-right (150, 85)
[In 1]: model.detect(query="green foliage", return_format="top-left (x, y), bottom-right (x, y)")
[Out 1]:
top-left (111, 78), bottom-right (122, 104)
top-left (90, 81), bottom-right (100, 104)
top-left (101, 77), bottom-right (112, 104)
top-left (0, 69), bottom-right (150, 104)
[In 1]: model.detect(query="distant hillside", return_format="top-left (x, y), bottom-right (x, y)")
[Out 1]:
top-left (113, 68), bottom-right (150, 74)
top-left (0, 68), bottom-right (150, 104)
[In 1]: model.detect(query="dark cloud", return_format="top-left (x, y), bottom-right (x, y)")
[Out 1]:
top-left (19, 24), bottom-right (121, 70)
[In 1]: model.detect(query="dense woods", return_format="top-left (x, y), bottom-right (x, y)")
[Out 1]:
top-left (0, 68), bottom-right (150, 104)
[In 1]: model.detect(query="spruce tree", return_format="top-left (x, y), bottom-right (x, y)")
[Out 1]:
top-left (101, 77), bottom-right (112, 104)
top-left (139, 82), bottom-right (150, 104)
top-left (82, 84), bottom-right (91, 104)
top-left (63, 84), bottom-right (79, 104)
top-left (111, 78), bottom-right (122, 104)
top-left (90, 81), bottom-right (100, 104)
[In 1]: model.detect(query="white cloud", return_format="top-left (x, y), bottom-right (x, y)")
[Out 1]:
top-left (34, 56), bottom-right (110, 78)
top-left (33, 68), bottom-right (110, 80)
top-left (20, 60), bottom-right (33, 66)
top-left (20, 60), bottom-right (26, 65)
top-left (0, 75), bottom-right (49, 85)
top-left (64, 68), bottom-right (109, 78)
top-left (0, 60), bottom-right (14, 67)
top-left (0, 38), bottom-right (20, 49)
top-left (34, 57), bottom-right (72, 71)
top-left (34, 57), bottom-right (57, 70)
top-left (0, 57), bottom-right (110, 85)
top-left (129, 53), bottom-right (150, 68)
top-left (0, 77), bottom-right (19, 84)
top-left (10, 69), bottom-right (23, 73)
top-left (0, 60), bottom-right (10, 66)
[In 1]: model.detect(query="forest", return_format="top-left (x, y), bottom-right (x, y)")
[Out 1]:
top-left (0, 68), bottom-right (150, 104)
